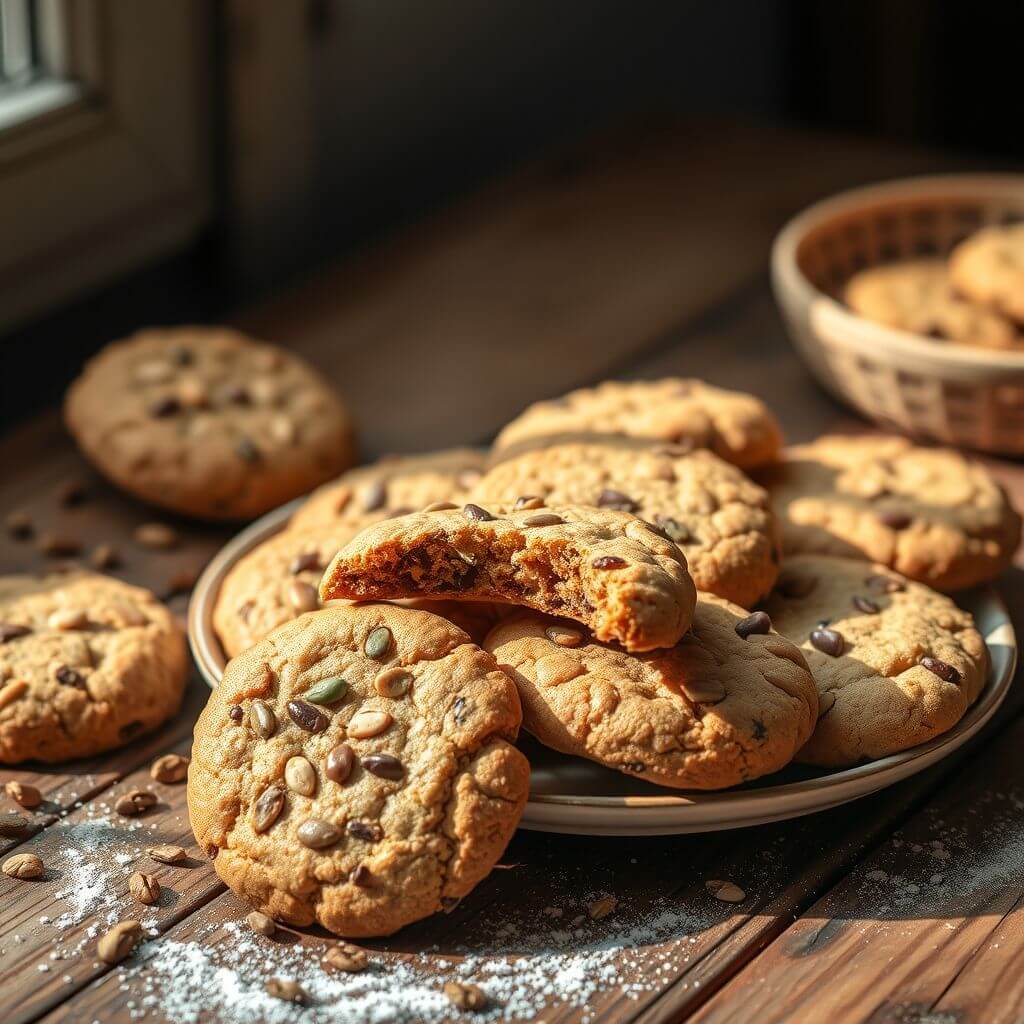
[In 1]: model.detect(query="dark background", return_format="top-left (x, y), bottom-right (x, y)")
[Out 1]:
top-left (3, 0), bottom-right (1022, 428)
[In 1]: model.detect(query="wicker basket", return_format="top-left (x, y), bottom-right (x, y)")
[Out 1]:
top-left (772, 174), bottom-right (1024, 455)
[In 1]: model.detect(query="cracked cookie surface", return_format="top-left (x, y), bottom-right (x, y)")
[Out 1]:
top-left (475, 441), bottom-right (779, 608)
top-left (188, 603), bottom-right (529, 937)
top-left (0, 572), bottom-right (188, 763)
top-left (763, 554), bottom-right (988, 766)
top-left (64, 327), bottom-right (356, 520)
top-left (950, 223), bottom-right (1024, 325)
top-left (484, 596), bottom-right (817, 790)
top-left (764, 434), bottom-right (1021, 591)
top-left (319, 504), bottom-right (697, 653)
top-left (492, 378), bottom-right (783, 470)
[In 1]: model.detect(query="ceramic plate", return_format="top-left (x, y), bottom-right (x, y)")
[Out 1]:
top-left (189, 503), bottom-right (1017, 837)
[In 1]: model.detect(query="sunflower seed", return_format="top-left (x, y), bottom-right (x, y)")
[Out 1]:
top-left (253, 785), bottom-right (286, 833)
top-left (347, 710), bottom-right (392, 739)
top-left (297, 818), bottom-right (341, 849)
top-left (284, 756), bottom-right (316, 796)
top-left (250, 700), bottom-right (277, 738)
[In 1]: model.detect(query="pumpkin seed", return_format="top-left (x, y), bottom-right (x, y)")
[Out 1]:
top-left (253, 785), bottom-right (286, 833)
top-left (347, 710), bottom-right (392, 739)
top-left (374, 668), bottom-right (413, 698)
top-left (305, 676), bottom-right (348, 705)
top-left (297, 818), bottom-right (341, 849)
top-left (363, 626), bottom-right (392, 660)
top-left (284, 756), bottom-right (316, 796)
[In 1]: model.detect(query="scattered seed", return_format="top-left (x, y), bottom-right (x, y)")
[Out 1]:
top-left (297, 818), bottom-right (342, 849)
top-left (349, 864), bottom-right (374, 887)
top-left (128, 872), bottom-right (161, 905)
top-left (287, 580), bottom-right (318, 613)
top-left (0, 623), bottom-right (31, 644)
top-left (514, 495), bottom-right (545, 510)
top-left (253, 786), bottom-right (286, 833)
top-left (47, 608), bottom-right (88, 631)
top-left (348, 710), bottom-right (392, 739)
top-left (374, 668), bottom-right (413, 698)
top-left (5, 510), bottom-right (33, 539)
top-left (588, 895), bottom-right (617, 920)
top-left (266, 978), bottom-right (305, 1003)
top-left (304, 676), bottom-right (348, 705)
top-left (5, 781), bottom-right (41, 808)
top-left (596, 489), bottom-right (637, 512)
top-left (810, 627), bottom-right (845, 657)
top-left (544, 624), bottom-right (584, 648)
top-left (920, 656), bottom-right (961, 684)
top-left (363, 626), bottom-right (393, 660)
top-left (444, 981), bottom-right (488, 1011)
top-left (463, 503), bottom-right (494, 522)
top-left (323, 943), bottom-right (368, 973)
top-left (250, 700), bottom-right (277, 738)
top-left (347, 820), bottom-right (382, 842)
top-left (289, 551), bottom-right (321, 575)
top-left (706, 879), bottom-right (746, 903)
top-left (115, 789), bottom-right (157, 817)
top-left (91, 544), bottom-right (122, 570)
top-left (246, 911), bottom-right (276, 937)
top-left (150, 753), bottom-right (190, 784)
top-left (852, 595), bottom-right (880, 615)
top-left (877, 510), bottom-right (912, 530)
top-left (2, 852), bottom-right (43, 879)
top-left (522, 512), bottom-right (564, 527)
top-left (148, 844), bottom-right (187, 865)
top-left (134, 523), bottom-right (179, 550)
top-left (38, 533), bottom-right (81, 557)
top-left (0, 812), bottom-right (29, 837)
top-left (361, 753), bottom-right (404, 781)
top-left (284, 756), bottom-right (317, 796)
top-left (591, 555), bottom-right (627, 570)
top-left (98, 920), bottom-right (142, 964)
top-left (325, 744), bottom-right (356, 784)
top-left (735, 611), bottom-right (771, 639)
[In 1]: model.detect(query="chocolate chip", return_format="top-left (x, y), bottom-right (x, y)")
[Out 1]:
top-left (5, 510), bottom-right (32, 539)
top-left (361, 479), bottom-right (388, 512)
top-left (0, 623), bottom-right (31, 644)
top-left (289, 551), bottom-right (321, 575)
top-left (654, 516), bottom-right (691, 544)
top-left (55, 665), bottom-right (84, 688)
top-left (169, 345), bottom-right (193, 366)
top-left (360, 754), bottom-right (404, 781)
top-left (349, 864), bottom-right (374, 888)
top-left (363, 626), bottom-right (393, 660)
top-left (228, 704), bottom-right (243, 722)
top-left (591, 555), bottom-right (627, 570)
top-left (149, 395), bottom-right (181, 418)
top-left (287, 699), bottom-right (329, 733)
top-left (734, 611), bottom-right (771, 639)
top-left (347, 820), bottom-right (382, 842)
top-left (119, 720), bottom-right (144, 740)
top-left (852, 595), bottom-right (880, 614)
top-left (597, 489), bottom-right (638, 512)
top-left (463, 503), bottom-right (494, 522)
top-left (38, 533), bottom-right (81, 557)
top-left (866, 574), bottom-right (906, 594)
top-left (225, 384), bottom-right (250, 405)
top-left (326, 743), bottom-right (355, 784)
top-left (877, 510), bottom-right (911, 530)
top-left (810, 628), bottom-right (845, 657)
top-left (920, 656), bottom-right (961, 684)
top-left (56, 480), bottom-right (88, 507)
top-left (236, 437), bottom-right (261, 463)
top-left (514, 495), bottom-right (545, 510)
top-left (776, 573), bottom-right (817, 599)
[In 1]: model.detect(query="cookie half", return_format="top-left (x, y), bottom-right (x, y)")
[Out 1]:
top-left (189, 603), bottom-right (529, 937)
top-left (0, 573), bottom-right (188, 762)
top-left (475, 441), bottom-right (779, 608)
top-left (950, 223), bottom-right (1024, 325)
top-left (64, 327), bottom-right (357, 520)
top-left (485, 597), bottom-right (817, 789)
top-left (764, 434), bottom-right (1021, 591)
top-left (763, 555), bottom-right (988, 766)
top-left (492, 378), bottom-right (783, 469)
top-left (319, 504), bottom-right (697, 652)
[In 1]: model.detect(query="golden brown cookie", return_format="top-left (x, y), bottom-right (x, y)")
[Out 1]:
top-left (485, 597), bottom-right (817, 789)
top-left (492, 378), bottom-right (783, 469)
top-left (475, 440), bottom-right (779, 608)
top-left (0, 573), bottom-right (188, 763)
top-left (319, 504), bottom-right (697, 653)
top-left (845, 259), bottom-right (1022, 348)
top-left (764, 434), bottom-right (1021, 592)
top-left (188, 603), bottom-right (529, 937)
top-left (950, 223), bottom-right (1024, 325)
top-left (64, 327), bottom-right (357, 520)
top-left (763, 555), bottom-right (988, 766)
top-left (291, 449), bottom-right (485, 531)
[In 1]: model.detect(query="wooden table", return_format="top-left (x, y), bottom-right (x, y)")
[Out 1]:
top-left (3, 118), bottom-right (1023, 1024)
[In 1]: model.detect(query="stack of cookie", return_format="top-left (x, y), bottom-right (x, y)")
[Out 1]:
top-left (845, 222), bottom-right (1024, 349)
top-left (194, 374), bottom-right (1020, 938)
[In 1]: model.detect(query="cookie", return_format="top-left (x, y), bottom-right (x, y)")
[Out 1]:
top-left (765, 434), bottom-right (1021, 592)
top-left (763, 555), bottom-right (988, 766)
top-left (0, 572), bottom-right (188, 763)
top-left (188, 603), bottom-right (529, 937)
top-left (845, 259), bottom-right (1022, 348)
top-left (950, 223), bottom-right (1024, 325)
top-left (64, 327), bottom-right (357, 520)
top-left (492, 378), bottom-right (783, 470)
top-left (474, 441), bottom-right (779, 608)
top-left (291, 448), bottom-right (485, 531)
top-left (485, 597), bottom-right (817, 789)
top-left (319, 504), bottom-right (697, 652)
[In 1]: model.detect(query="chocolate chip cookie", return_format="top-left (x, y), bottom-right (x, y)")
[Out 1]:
top-left (492, 378), bottom-right (783, 469)
top-left (291, 448), bottom-right (485, 531)
top-left (189, 603), bottom-right (529, 937)
top-left (475, 440), bottom-right (779, 608)
top-left (319, 505), bottom-right (697, 652)
top-left (64, 327), bottom-right (357, 520)
top-left (845, 259), bottom-right (1022, 348)
top-left (485, 597), bottom-right (817, 789)
top-left (765, 434), bottom-right (1021, 592)
top-left (950, 223), bottom-right (1024, 325)
top-left (763, 555), bottom-right (988, 766)
top-left (0, 572), bottom-right (188, 763)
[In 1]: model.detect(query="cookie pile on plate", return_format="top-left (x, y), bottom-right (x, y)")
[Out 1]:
top-left (845, 221), bottom-right (1024, 349)
top-left (196, 375), bottom-right (1020, 937)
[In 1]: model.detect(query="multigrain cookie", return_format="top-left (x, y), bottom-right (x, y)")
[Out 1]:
top-left (64, 327), bottom-right (357, 520)
top-left (950, 223), bottom-right (1024, 324)
top-left (492, 379), bottom-right (783, 470)
top-left (485, 597), bottom-right (817, 789)
top-left (763, 555), bottom-right (988, 766)
top-left (188, 603), bottom-right (529, 937)
top-left (291, 449), bottom-right (485, 531)
top-left (473, 441), bottom-right (779, 608)
top-left (765, 434), bottom-right (1021, 592)
top-left (0, 573), bottom-right (188, 763)
top-left (844, 259), bottom-right (1022, 349)
top-left (320, 505), bottom-right (697, 652)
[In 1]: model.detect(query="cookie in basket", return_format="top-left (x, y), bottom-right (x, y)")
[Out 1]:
top-left (319, 504), bottom-right (697, 653)
top-left (485, 596), bottom-right (817, 789)
top-left (950, 223), bottom-right (1024, 325)
top-left (189, 602), bottom-right (529, 937)
top-left (764, 434), bottom-right (1021, 591)
top-left (492, 378), bottom-right (783, 470)
top-left (763, 554), bottom-right (988, 766)
top-left (0, 572), bottom-right (188, 763)
top-left (473, 440), bottom-right (779, 609)
top-left (64, 326), bottom-right (356, 520)
top-left (844, 259), bottom-right (1022, 349)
